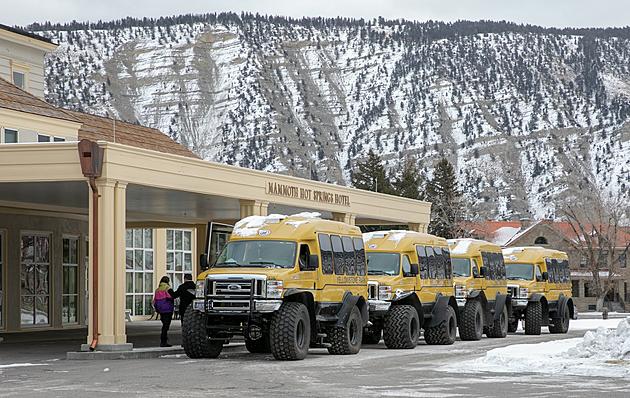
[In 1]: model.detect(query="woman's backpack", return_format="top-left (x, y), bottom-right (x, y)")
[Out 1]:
top-left (153, 289), bottom-right (174, 314)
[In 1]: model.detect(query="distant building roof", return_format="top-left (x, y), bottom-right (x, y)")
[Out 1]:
top-left (0, 77), bottom-right (79, 123)
top-left (0, 77), bottom-right (197, 159)
top-left (465, 219), bottom-right (630, 248)
top-left (0, 23), bottom-right (55, 45)
top-left (68, 110), bottom-right (198, 159)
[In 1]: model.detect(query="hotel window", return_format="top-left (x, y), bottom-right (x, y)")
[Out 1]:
top-left (20, 233), bottom-right (51, 326)
top-left (38, 134), bottom-right (51, 143)
top-left (0, 232), bottom-right (3, 328)
top-left (125, 228), bottom-right (154, 316)
top-left (166, 229), bottom-right (193, 289)
top-left (12, 71), bottom-right (25, 90)
top-left (62, 237), bottom-right (79, 324)
top-left (4, 129), bottom-right (18, 144)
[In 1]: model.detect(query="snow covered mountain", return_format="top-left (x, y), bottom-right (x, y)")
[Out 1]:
top-left (32, 14), bottom-right (630, 220)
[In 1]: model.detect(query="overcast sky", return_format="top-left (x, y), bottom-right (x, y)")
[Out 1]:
top-left (3, 0), bottom-right (629, 29)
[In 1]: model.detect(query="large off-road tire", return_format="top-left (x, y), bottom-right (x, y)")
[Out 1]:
top-left (383, 305), bottom-right (420, 349)
top-left (549, 303), bottom-right (570, 334)
top-left (424, 305), bottom-right (457, 345)
top-left (508, 318), bottom-right (519, 333)
top-left (245, 332), bottom-right (271, 353)
top-left (524, 301), bottom-right (542, 335)
top-left (459, 299), bottom-right (484, 341)
top-left (269, 302), bottom-right (311, 360)
top-left (328, 306), bottom-right (363, 355)
top-left (182, 308), bottom-right (223, 359)
top-left (362, 325), bottom-right (382, 345)
top-left (486, 305), bottom-right (508, 338)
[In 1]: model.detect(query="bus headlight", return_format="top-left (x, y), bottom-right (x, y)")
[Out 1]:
top-left (379, 285), bottom-right (393, 300)
top-left (455, 285), bottom-right (467, 298)
top-left (519, 288), bottom-right (529, 298)
top-left (196, 280), bottom-right (205, 298)
top-left (266, 280), bottom-right (284, 298)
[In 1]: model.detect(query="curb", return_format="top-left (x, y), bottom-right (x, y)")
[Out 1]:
top-left (66, 343), bottom-right (245, 360)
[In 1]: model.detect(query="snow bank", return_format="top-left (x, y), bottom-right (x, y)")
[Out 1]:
top-left (441, 318), bottom-right (630, 378)
top-left (568, 318), bottom-right (630, 360)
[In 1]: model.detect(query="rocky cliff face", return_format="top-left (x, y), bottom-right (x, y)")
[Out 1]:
top-left (34, 15), bottom-right (630, 219)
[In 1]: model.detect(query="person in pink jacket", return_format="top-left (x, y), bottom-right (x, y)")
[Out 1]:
top-left (153, 276), bottom-right (175, 347)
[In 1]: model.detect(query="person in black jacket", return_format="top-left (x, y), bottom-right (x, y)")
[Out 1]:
top-left (171, 273), bottom-right (196, 320)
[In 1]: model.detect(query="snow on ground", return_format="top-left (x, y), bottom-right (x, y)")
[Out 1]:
top-left (441, 318), bottom-right (630, 378)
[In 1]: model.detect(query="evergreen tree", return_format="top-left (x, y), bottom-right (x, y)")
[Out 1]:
top-left (424, 157), bottom-right (464, 238)
top-left (351, 149), bottom-right (393, 194)
top-left (393, 156), bottom-right (423, 200)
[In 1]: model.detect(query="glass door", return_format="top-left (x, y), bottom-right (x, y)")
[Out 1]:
top-left (20, 233), bottom-right (51, 326)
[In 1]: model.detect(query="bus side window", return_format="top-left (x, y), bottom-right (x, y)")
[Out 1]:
top-left (481, 252), bottom-right (492, 279)
top-left (498, 253), bottom-right (506, 279)
top-left (299, 244), bottom-right (311, 270)
top-left (342, 236), bottom-right (356, 275)
top-left (416, 246), bottom-right (429, 279)
top-left (434, 247), bottom-right (445, 279)
top-left (318, 234), bottom-right (334, 275)
top-left (472, 259), bottom-right (479, 277)
top-left (535, 265), bottom-right (543, 282)
top-left (426, 246), bottom-right (436, 279)
top-left (331, 235), bottom-right (344, 275)
top-left (443, 247), bottom-right (452, 279)
top-left (353, 237), bottom-right (366, 276)
top-left (402, 254), bottom-right (412, 275)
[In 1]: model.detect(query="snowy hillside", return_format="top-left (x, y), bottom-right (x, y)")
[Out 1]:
top-left (32, 15), bottom-right (630, 219)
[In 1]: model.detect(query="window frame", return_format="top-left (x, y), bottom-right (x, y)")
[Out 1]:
top-left (353, 237), bottom-right (366, 276)
top-left (61, 235), bottom-right (80, 325)
top-left (330, 235), bottom-right (344, 275)
top-left (166, 229), bottom-right (193, 290)
top-left (19, 231), bottom-right (52, 327)
top-left (3, 128), bottom-right (19, 144)
top-left (125, 228), bottom-right (155, 317)
top-left (342, 236), bottom-right (356, 276)
top-left (416, 245), bottom-right (429, 279)
top-left (0, 230), bottom-right (5, 329)
top-left (37, 134), bottom-right (51, 143)
top-left (12, 70), bottom-right (26, 90)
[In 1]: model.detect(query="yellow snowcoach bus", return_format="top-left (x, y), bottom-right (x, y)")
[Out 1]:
top-left (449, 239), bottom-right (511, 340)
top-left (363, 230), bottom-right (458, 348)
top-left (183, 213), bottom-right (369, 360)
top-left (503, 247), bottom-right (574, 335)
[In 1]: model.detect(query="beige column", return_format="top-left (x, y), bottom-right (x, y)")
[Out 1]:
top-left (240, 199), bottom-right (269, 218)
top-left (332, 212), bottom-right (356, 225)
top-left (408, 223), bottom-right (428, 233)
top-left (154, 229), bottom-right (167, 288)
top-left (85, 179), bottom-right (131, 350)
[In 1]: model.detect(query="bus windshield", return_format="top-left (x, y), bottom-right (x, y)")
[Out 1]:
top-left (505, 263), bottom-right (534, 281)
top-left (367, 252), bottom-right (400, 276)
top-left (215, 240), bottom-right (297, 268)
top-left (452, 258), bottom-right (471, 277)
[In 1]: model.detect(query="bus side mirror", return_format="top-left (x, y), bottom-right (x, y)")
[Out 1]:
top-left (303, 254), bottom-right (319, 271)
top-left (542, 271), bottom-right (549, 281)
top-left (199, 254), bottom-right (209, 271)
top-left (478, 266), bottom-right (487, 278)
top-left (407, 263), bottom-right (419, 277)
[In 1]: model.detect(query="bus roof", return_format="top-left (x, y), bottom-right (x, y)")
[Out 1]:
top-left (230, 213), bottom-right (361, 241)
top-left (502, 246), bottom-right (568, 263)
top-left (448, 238), bottom-right (502, 257)
top-left (363, 230), bottom-right (448, 252)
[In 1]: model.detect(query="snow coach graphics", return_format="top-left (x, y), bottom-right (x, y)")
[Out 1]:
top-left (363, 231), bottom-right (459, 348)
top-left (184, 213), bottom-right (368, 360)
top-left (449, 239), bottom-right (511, 340)
top-left (503, 247), bottom-right (574, 335)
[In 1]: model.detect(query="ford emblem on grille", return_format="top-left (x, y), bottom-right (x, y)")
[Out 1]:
top-left (227, 284), bottom-right (241, 291)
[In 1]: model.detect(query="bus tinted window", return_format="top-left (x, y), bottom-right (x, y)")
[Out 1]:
top-left (318, 234), bottom-right (333, 275)
top-left (434, 247), bottom-right (445, 279)
top-left (426, 246), bottom-right (436, 279)
top-left (417, 246), bottom-right (429, 279)
top-left (342, 236), bottom-right (355, 275)
top-left (331, 235), bottom-right (344, 275)
top-left (353, 238), bottom-right (366, 276)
